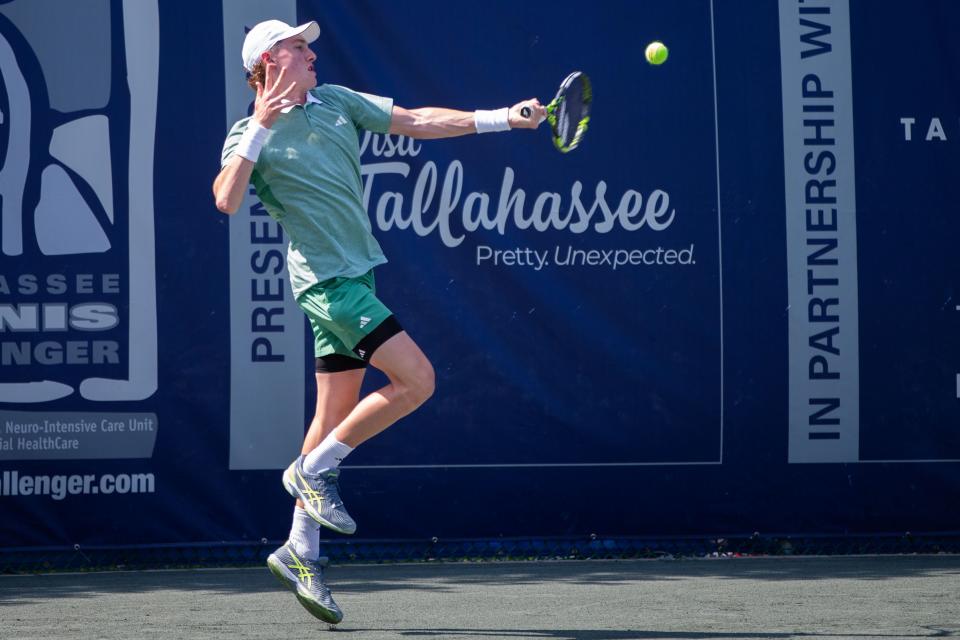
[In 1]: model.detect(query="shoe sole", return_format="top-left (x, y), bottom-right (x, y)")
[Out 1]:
top-left (267, 554), bottom-right (343, 624)
top-left (283, 468), bottom-right (357, 535)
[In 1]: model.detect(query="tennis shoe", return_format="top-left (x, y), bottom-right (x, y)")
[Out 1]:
top-left (283, 456), bottom-right (357, 535)
top-left (267, 542), bottom-right (343, 624)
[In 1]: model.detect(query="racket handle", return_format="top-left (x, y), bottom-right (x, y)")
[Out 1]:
top-left (520, 106), bottom-right (531, 118)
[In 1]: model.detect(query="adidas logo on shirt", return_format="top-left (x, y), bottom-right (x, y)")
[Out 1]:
top-left (335, 115), bottom-right (348, 127)
top-left (359, 316), bottom-right (371, 328)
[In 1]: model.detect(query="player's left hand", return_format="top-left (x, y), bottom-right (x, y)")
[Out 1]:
top-left (509, 99), bottom-right (546, 129)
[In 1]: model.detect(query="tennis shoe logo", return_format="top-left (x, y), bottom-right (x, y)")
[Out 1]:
top-left (335, 115), bottom-right (348, 127)
top-left (359, 316), bottom-right (371, 328)
top-left (296, 470), bottom-right (324, 505)
top-left (286, 552), bottom-right (314, 588)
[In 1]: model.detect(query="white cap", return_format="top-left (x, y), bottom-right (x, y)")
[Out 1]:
top-left (241, 19), bottom-right (320, 72)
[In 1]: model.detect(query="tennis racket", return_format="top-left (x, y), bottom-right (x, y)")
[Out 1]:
top-left (522, 71), bottom-right (592, 153)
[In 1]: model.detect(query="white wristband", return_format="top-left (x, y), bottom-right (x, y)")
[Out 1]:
top-left (235, 121), bottom-right (271, 162)
top-left (474, 108), bottom-right (511, 133)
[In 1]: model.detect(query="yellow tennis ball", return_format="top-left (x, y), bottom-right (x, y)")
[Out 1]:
top-left (645, 41), bottom-right (668, 65)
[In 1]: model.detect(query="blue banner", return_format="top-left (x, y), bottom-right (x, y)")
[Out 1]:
top-left (1, 0), bottom-right (958, 550)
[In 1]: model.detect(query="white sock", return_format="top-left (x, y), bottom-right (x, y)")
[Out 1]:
top-left (288, 506), bottom-right (321, 560)
top-left (303, 433), bottom-right (353, 474)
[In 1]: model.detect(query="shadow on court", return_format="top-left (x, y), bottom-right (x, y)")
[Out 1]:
top-left (3, 555), bottom-right (959, 602)
top-left (340, 630), bottom-right (959, 639)
top-left (0, 556), bottom-right (958, 639)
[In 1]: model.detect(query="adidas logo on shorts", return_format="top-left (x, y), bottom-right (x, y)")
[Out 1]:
top-left (359, 316), bottom-right (371, 328)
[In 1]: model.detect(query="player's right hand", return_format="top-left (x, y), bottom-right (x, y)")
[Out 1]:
top-left (510, 99), bottom-right (546, 129)
top-left (253, 62), bottom-right (297, 129)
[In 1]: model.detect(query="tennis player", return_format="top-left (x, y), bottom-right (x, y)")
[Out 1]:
top-left (213, 19), bottom-right (545, 623)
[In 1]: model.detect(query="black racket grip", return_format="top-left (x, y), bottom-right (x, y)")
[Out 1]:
top-left (520, 106), bottom-right (531, 118)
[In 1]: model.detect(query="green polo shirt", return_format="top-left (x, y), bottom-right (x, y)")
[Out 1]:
top-left (221, 84), bottom-right (394, 297)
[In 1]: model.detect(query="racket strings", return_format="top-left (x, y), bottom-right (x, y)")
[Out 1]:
top-left (541, 71), bottom-right (592, 152)
top-left (552, 79), bottom-right (590, 151)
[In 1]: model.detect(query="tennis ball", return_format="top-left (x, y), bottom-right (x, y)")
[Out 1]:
top-left (645, 41), bottom-right (669, 65)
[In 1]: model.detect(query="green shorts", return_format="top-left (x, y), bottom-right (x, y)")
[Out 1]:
top-left (296, 269), bottom-right (400, 364)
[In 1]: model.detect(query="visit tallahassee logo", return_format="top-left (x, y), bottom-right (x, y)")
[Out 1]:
top-left (357, 132), bottom-right (677, 249)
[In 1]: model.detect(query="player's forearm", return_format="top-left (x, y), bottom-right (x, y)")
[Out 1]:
top-left (388, 107), bottom-right (481, 139)
top-left (213, 155), bottom-right (255, 214)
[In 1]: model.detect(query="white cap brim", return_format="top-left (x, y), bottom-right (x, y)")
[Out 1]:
top-left (289, 21), bottom-right (321, 46)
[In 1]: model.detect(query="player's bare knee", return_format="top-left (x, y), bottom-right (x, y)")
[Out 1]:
top-left (396, 360), bottom-right (435, 409)
top-left (411, 360), bottom-right (435, 405)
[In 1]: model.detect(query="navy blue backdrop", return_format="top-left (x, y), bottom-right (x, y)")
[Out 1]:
top-left (0, 0), bottom-right (957, 551)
